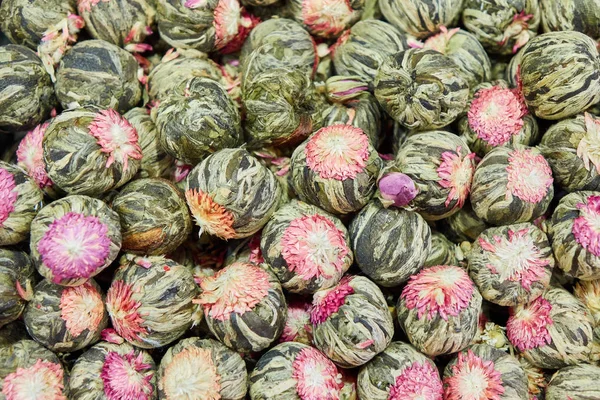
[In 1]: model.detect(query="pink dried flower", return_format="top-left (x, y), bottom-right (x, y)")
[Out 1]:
top-left (0, 167), bottom-right (17, 227)
top-left (437, 147), bottom-right (476, 208)
top-left (505, 149), bottom-right (553, 203)
top-left (185, 188), bottom-right (236, 240)
top-left (506, 296), bottom-right (553, 351)
top-left (78, 0), bottom-right (110, 13)
top-left (378, 172), bottom-right (419, 207)
top-left (444, 349), bottom-right (505, 400)
top-left (401, 265), bottom-right (475, 321)
top-left (388, 361), bottom-right (443, 400)
top-left (576, 113), bottom-right (600, 175)
top-left (17, 122), bottom-right (53, 189)
top-left (573, 195), bottom-right (600, 257)
top-left (88, 109), bottom-right (142, 170)
top-left (106, 280), bottom-right (146, 343)
top-left (310, 276), bottom-right (354, 324)
top-left (173, 160), bottom-right (192, 183)
top-left (423, 26), bottom-right (460, 54)
top-left (160, 347), bottom-right (221, 400)
top-left (101, 351), bottom-right (154, 400)
top-left (292, 347), bottom-right (343, 399)
top-left (280, 302), bottom-right (312, 343)
top-left (2, 359), bottom-right (66, 400)
top-left (248, 233), bottom-right (265, 264)
top-left (101, 328), bottom-right (125, 344)
top-left (60, 282), bottom-right (105, 337)
top-left (499, 11), bottom-right (534, 53)
top-left (213, 0), bottom-right (258, 53)
top-left (301, 0), bottom-right (357, 37)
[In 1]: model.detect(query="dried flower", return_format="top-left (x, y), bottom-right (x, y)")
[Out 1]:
top-left (280, 301), bottom-right (313, 345)
top-left (286, 0), bottom-right (363, 38)
top-left (16, 122), bottom-right (56, 194)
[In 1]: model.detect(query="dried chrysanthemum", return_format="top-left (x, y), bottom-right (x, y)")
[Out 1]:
top-left (574, 279), bottom-right (600, 326)
top-left (158, 337), bottom-right (246, 400)
top-left (285, 0), bottom-right (363, 38)
top-left (357, 341), bottom-right (443, 400)
top-left (424, 231), bottom-right (462, 267)
top-left (443, 345), bottom-right (528, 400)
top-left (350, 200), bottom-right (431, 287)
top-left (24, 279), bottom-right (108, 353)
top-left (0, 249), bottom-right (35, 327)
top-left (397, 265), bottom-right (483, 356)
top-left (106, 254), bottom-right (198, 348)
top-left (29, 195), bottom-right (121, 286)
top-left (249, 342), bottom-right (344, 399)
top-left (112, 178), bottom-right (192, 255)
top-left (540, 0), bottom-right (600, 41)
top-left (539, 112), bottom-right (600, 192)
top-left (0, 45), bottom-right (56, 133)
top-left (280, 300), bottom-right (313, 345)
top-left (185, 149), bottom-right (281, 240)
top-left (470, 145), bottom-right (554, 225)
top-left (439, 201), bottom-right (488, 243)
top-left (195, 262), bottom-right (286, 353)
top-left (549, 191), bottom-right (600, 280)
top-left (380, 0), bottom-right (462, 38)
top-left (311, 275), bottom-right (394, 368)
top-left (68, 341), bottom-right (157, 400)
top-left (506, 287), bottom-right (595, 369)
top-left (0, 161), bottom-right (44, 246)
top-left (43, 108), bottom-right (142, 196)
top-left (261, 200), bottom-right (353, 293)
top-left (519, 31), bottom-right (600, 120)
top-left (545, 364), bottom-right (600, 400)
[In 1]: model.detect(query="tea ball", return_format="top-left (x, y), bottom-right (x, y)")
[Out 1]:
top-left (285, 0), bottom-right (363, 38)
top-left (439, 201), bottom-right (488, 243)
top-left (546, 364), bottom-right (600, 400)
top-left (540, 0), bottom-right (600, 41)
top-left (0, 249), bottom-right (35, 327)
top-left (280, 300), bottom-right (313, 345)
top-left (424, 231), bottom-right (461, 267)
top-left (574, 279), bottom-right (600, 326)
top-left (29, 195), bottom-right (121, 286)
top-left (0, 321), bottom-right (28, 347)
top-left (380, 0), bottom-right (462, 38)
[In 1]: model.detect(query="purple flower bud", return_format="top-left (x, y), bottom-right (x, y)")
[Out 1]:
top-left (379, 172), bottom-right (418, 207)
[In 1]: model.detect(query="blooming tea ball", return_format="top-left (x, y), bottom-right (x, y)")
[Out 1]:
top-left (0, 45), bottom-right (56, 133)
top-left (506, 287), bottom-right (594, 369)
top-left (443, 345), bottom-right (528, 399)
top-left (540, 0), bottom-right (600, 41)
top-left (549, 191), bottom-right (600, 280)
top-left (470, 145), bottom-right (554, 225)
top-left (350, 200), bottom-right (431, 287)
top-left (311, 275), bottom-right (394, 368)
top-left (69, 341), bottom-right (157, 400)
top-left (546, 364), bottom-right (600, 400)
top-left (195, 262), bottom-right (286, 353)
top-left (375, 49), bottom-right (469, 131)
top-left (280, 300), bottom-right (313, 344)
top-left (285, 0), bottom-right (363, 38)
top-left (380, 0), bottom-right (463, 38)
top-left (0, 249), bottom-right (35, 327)
top-left (185, 148), bottom-right (281, 240)
top-left (397, 265), bottom-right (483, 356)
top-left (424, 231), bottom-right (461, 267)
top-left (539, 112), bottom-right (600, 192)
top-left (43, 108), bottom-right (142, 196)
top-left (24, 279), bottom-right (108, 353)
top-left (29, 195), bottom-right (121, 286)
top-left (357, 341), bottom-right (443, 400)
top-left (519, 31), bottom-right (600, 120)
top-left (261, 200), bottom-right (353, 294)
top-left (0, 161), bottom-right (44, 246)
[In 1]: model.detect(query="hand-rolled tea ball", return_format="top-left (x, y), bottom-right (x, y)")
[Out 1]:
top-left (397, 265), bottom-right (483, 356)
top-left (0, 161), bottom-right (44, 246)
top-left (468, 223), bottom-right (554, 306)
top-left (290, 125), bottom-right (382, 215)
top-left (380, 0), bottom-right (463, 38)
top-left (280, 300), bottom-right (313, 344)
top-left (29, 195), bottom-right (121, 286)
top-left (285, 0), bottom-right (363, 38)
top-left (357, 341), bottom-right (443, 400)
top-left (0, 321), bottom-right (28, 347)
top-left (55, 40), bottom-right (142, 113)
top-left (195, 262), bottom-right (286, 352)
top-left (549, 191), bottom-right (600, 280)
top-left (546, 364), bottom-right (600, 400)
top-left (541, 0), bottom-right (600, 41)
top-left (69, 341), bottom-right (157, 400)
top-left (375, 49), bottom-right (469, 131)
top-left (0, 249), bottom-right (35, 328)
top-left (519, 31), bottom-right (600, 120)
top-left (249, 342), bottom-right (345, 400)
top-left (185, 149), bottom-right (281, 240)
top-left (311, 275), bottom-right (394, 368)
top-left (106, 254), bottom-right (198, 348)
top-left (539, 113), bottom-right (600, 192)
top-left (43, 108), bottom-right (143, 196)
top-left (459, 80), bottom-right (540, 156)
top-left (443, 345), bottom-right (528, 399)
top-left (0, 45), bottom-right (56, 133)
top-left (470, 145), bottom-right (554, 226)
top-left (439, 201), bottom-right (488, 243)
top-left (506, 287), bottom-right (594, 369)
top-left (261, 200), bottom-right (353, 294)
top-left (350, 200), bottom-right (431, 287)
top-left (574, 279), bottom-right (600, 327)
top-left (425, 231), bottom-right (461, 267)
top-left (155, 77), bottom-right (242, 165)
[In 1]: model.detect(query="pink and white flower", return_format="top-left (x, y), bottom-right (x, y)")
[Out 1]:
top-left (60, 282), bottom-right (105, 337)
top-left (506, 296), bottom-right (553, 352)
top-left (437, 147), bottom-right (476, 208)
top-left (499, 11), bottom-right (534, 53)
top-left (310, 276), bottom-right (354, 324)
top-left (101, 350), bottom-right (154, 400)
top-left (17, 122), bottom-right (53, 190)
top-left (422, 26), bottom-right (460, 54)
top-left (213, 0), bottom-right (259, 53)
top-left (2, 359), bottom-right (66, 400)
top-left (160, 347), bottom-right (221, 400)
top-left (301, 0), bottom-right (358, 37)
top-left (280, 301), bottom-right (313, 343)
top-left (505, 148), bottom-right (553, 203)
top-left (444, 349), bottom-right (505, 400)
top-left (388, 361), bottom-right (443, 400)
top-left (573, 195), bottom-right (600, 257)
top-left (292, 347), bottom-right (343, 400)
top-left (88, 109), bottom-right (142, 170)
top-left (0, 167), bottom-right (17, 227)
top-left (78, 0), bottom-right (110, 13)
top-left (106, 280), bottom-right (146, 343)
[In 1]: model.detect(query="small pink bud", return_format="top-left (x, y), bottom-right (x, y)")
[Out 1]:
top-left (379, 172), bottom-right (418, 207)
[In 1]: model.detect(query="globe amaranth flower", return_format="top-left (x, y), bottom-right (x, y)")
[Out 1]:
top-left (443, 349), bottom-right (505, 400)
top-left (437, 147), bottom-right (476, 208)
top-left (60, 282), bottom-right (105, 337)
top-left (16, 122), bottom-right (53, 190)
top-left (573, 195), bottom-right (600, 258)
top-left (310, 276), bottom-right (355, 325)
top-left (292, 346), bottom-right (343, 399)
top-left (185, 188), bottom-right (236, 240)
top-left (106, 280), bottom-right (145, 343)
top-left (506, 296), bottom-right (553, 352)
top-left (0, 167), bottom-right (17, 227)
top-left (101, 350), bottom-right (155, 400)
top-left (2, 359), bottom-right (66, 400)
top-left (388, 361), bottom-right (443, 400)
top-left (506, 148), bottom-right (553, 203)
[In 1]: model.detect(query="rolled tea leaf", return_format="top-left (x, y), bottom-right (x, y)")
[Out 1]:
top-left (439, 201), bottom-right (488, 243)
top-left (379, 0), bottom-right (463, 38)
top-left (0, 249), bottom-right (35, 328)
top-left (424, 231), bottom-right (461, 267)
top-left (546, 364), bottom-right (600, 400)
top-left (540, 0), bottom-right (600, 41)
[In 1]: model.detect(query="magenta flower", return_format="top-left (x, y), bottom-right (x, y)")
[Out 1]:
top-left (378, 172), bottom-right (418, 208)
top-left (388, 361), bottom-right (443, 400)
top-left (310, 276), bottom-right (354, 324)
top-left (0, 167), bottom-right (17, 227)
top-left (101, 351), bottom-right (154, 400)
top-left (88, 109), bottom-right (142, 170)
top-left (505, 148), bottom-right (553, 203)
top-left (573, 195), bottom-right (600, 257)
top-left (444, 349), bottom-right (505, 400)
top-left (106, 280), bottom-right (146, 343)
top-left (292, 347), bottom-right (342, 399)
top-left (506, 296), bottom-right (553, 352)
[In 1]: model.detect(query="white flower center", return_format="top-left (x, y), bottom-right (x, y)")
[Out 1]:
top-left (457, 368), bottom-right (489, 399)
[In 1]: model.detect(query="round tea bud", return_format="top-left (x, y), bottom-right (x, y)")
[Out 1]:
top-left (375, 49), bottom-right (470, 131)
top-left (540, 0), bottom-right (600, 40)
top-left (155, 77), bottom-right (242, 165)
top-left (24, 279), bottom-right (108, 353)
top-left (0, 161), bottom-right (44, 246)
top-left (443, 345), bottom-right (528, 399)
top-left (261, 200), bottom-right (353, 294)
top-left (380, 0), bottom-right (463, 38)
top-left (425, 231), bottom-right (461, 267)
top-left (397, 265), bottom-right (483, 357)
top-left (574, 279), bottom-right (600, 326)
top-left (350, 200), bottom-right (431, 287)
top-left (539, 113), bottom-right (600, 192)
top-left (158, 337), bottom-right (247, 400)
top-left (439, 202), bottom-right (488, 242)
top-left (285, 0), bottom-right (363, 38)
top-left (69, 341), bottom-right (157, 400)
top-left (0, 45), bottom-right (56, 133)
top-left (357, 341), bottom-right (443, 400)
top-left (290, 125), bottom-right (382, 215)
top-left (106, 254), bottom-right (198, 348)
top-left (0, 249), bottom-right (35, 327)
top-left (55, 40), bottom-right (142, 113)
top-left (196, 262), bottom-right (286, 353)
top-left (280, 300), bottom-right (313, 344)
top-left (249, 342), bottom-right (344, 400)
top-left (546, 364), bottom-right (600, 400)
top-left (507, 287), bottom-right (594, 369)
top-left (471, 145), bottom-right (554, 226)
top-left (519, 31), bottom-right (600, 120)
top-left (549, 191), bottom-right (600, 280)
top-left (311, 276), bottom-right (394, 368)
top-left (43, 108), bottom-right (142, 196)
top-left (459, 80), bottom-right (539, 156)
top-left (185, 149), bottom-right (281, 240)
